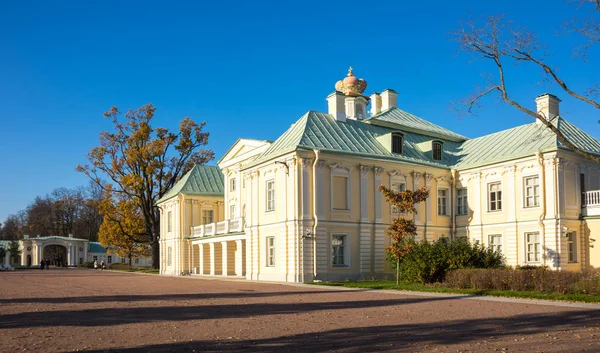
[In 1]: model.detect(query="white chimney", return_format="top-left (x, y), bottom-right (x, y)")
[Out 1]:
top-left (327, 91), bottom-right (346, 122)
top-left (381, 89), bottom-right (398, 111)
top-left (535, 93), bottom-right (561, 123)
top-left (370, 92), bottom-right (382, 116)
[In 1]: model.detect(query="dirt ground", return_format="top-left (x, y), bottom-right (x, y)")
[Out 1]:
top-left (1, 270), bottom-right (599, 353)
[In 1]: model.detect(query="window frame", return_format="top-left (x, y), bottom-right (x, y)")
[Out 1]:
top-left (230, 178), bottom-right (236, 192)
top-left (266, 179), bottom-right (276, 212)
top-left (390, 182), bottom-right (406, 214)
top-left (391, 133), bottom-right (403, 154)
top-left (524, 232), bottom-right (541, 264)
top-left (523, 175), bottom-right (540, 208)
top-left (488, 234), bottom-right (503, 254)
top-left (567, 231), bottom-right (578, 263)
top-left (202, 209), bottom-right (214, 225)
top-left (167, 211), bottom-right (173, 232)
top-left (488, 182), bottom-right (503, 212)
top-left (167, 247), bottom-right (173, 266)
top-left (331, 233), bottom-right (349, 267)
top-left (456, 188), bottom-right (468, 216)
top-left (432, 140), bottom-right (443, 161)
top-left (266, 236), bottom-right (275, 267)
top-left (230, 204), bottom-right (236, 219)
top-left (107, 256), bottom-right (112, 264)
top-left (437, 188), bottom-right (449, 216)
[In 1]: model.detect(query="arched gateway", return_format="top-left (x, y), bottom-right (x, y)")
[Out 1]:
top-left (0, 235), bottom-right (89, 267)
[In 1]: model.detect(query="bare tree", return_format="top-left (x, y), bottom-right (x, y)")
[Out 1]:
top-left (452, 1), bottom-right (600, 163)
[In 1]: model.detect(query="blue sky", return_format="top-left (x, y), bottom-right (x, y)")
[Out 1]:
top-left (0, 0), bottom-right (598, 223)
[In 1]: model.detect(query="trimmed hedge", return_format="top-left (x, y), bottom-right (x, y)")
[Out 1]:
top-left (108, 263), bottom-right (132, 271)
top-left (80, 261), bottom-right (95, 269)
top-left (445, 268), bottom-right (600, 294)
top-left (392, 237), bottom-right (504, 284)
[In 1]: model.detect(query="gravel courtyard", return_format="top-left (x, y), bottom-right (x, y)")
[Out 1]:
top-left (1, 270), bottom-right (599, 352)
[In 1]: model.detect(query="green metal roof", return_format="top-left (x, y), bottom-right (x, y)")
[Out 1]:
top-left (453, 117), bottom-right (600, 170)
top-left (89, 242), bottom-right (107, 253)
top-left (157, 165), bottom-right (224, 204)
top-left (247, 111), bottom-right (460, 168)
top-left (365, 107), bottom-right (468, 142)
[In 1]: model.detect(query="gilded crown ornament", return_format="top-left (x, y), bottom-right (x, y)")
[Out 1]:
top-left (335, 67), bottom-right (367, 96)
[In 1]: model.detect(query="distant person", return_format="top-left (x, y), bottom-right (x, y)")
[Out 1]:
top-left (40, 259), bottom-right (45, 270)
top-left (100, 260), bottom-right (106, 270)
top-left (94, 260), bottom-right (98, 270)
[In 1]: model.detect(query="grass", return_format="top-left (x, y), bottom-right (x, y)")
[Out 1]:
top-left (309, 280), bottom-right (600, 303)
top-left (109, 266), bottom-right (160, 274)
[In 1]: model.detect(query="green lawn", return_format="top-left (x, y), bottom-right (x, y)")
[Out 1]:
top-left (110, 266), bottom-right (160, 274)
top-left (309, 280), bottom-right (600, 303)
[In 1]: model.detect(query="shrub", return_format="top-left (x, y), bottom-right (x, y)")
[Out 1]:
top-left (393, 237), bottom-right (504, 283)
top-left (80, 262), bottom-right (95, 269)
top-left (445, 268), bottom-right (600, 294)
top-left (108, 263), bottom-right (132, 271)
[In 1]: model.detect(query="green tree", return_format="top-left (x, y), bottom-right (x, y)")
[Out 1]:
top-left (0, 246), bottom-right (6, 264)
top-left (77, 104), bottom-right (213, 268)
top-left (452, 1), bottom-right (599, 163)
top-left (7, 240), bottom-right (21, 263)
top-left (378, 184), bottom-right (429, 285)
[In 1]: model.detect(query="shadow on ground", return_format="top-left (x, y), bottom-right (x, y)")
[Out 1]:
top-left (79, 310), bottom-right (600, 352)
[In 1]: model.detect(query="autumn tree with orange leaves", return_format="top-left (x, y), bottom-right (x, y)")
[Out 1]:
top-left (378, 185), bottom-right (429, 285)
top-left (77, 104), bottom-right (213, 268)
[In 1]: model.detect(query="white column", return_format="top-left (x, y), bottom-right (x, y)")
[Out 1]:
top-left (374, 167), bottom-right (385, 273)
top-left (301, 158), bottom-right (313, 220)
top-left (199, 244), bottom-right (204, 275)
top-left (425, 174), bottom-right (434, 226)
top-left (374, 167), bottom-right (384, 223)
top-left (235, 239), bottom-right (244, 276)
top-left (67, 245), bottom-right (73, 266)
top-left (360, 166), bottom-right (372, 274)
top-left (209, 243), bottom-right (215, 275)
top-left (83, 244), bottom-right (88, 263)
top-left (222, 241), bottom-right (229, 276)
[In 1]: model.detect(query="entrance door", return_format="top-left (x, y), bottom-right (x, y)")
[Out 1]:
top-left (27, 255), bottom-right (32, 267)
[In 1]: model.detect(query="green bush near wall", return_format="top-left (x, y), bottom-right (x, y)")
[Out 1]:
top-left (391, 237), bottom-right (504, 284)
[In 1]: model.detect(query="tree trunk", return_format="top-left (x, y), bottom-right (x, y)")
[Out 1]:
top-left (151, 241), bottom-right (159, 269)
top-left (396, 259), bottom-right (400, 286)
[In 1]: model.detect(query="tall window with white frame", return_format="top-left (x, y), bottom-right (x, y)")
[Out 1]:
top-left (524, 175), bottom-right (540, 208)
top-left (230, 178), bottom-right (236, 192)
top-left (266, 236), bottom-right (275, 267)
top-left (167, 211), bottom-right (172, 232)
top-left (567, 231), bottom-right (578, 263)
top-left (266, 180), bottom-right (275, 212)
top-left (488, 182), bottom-right (502, 211)
top-left (456, 188), bottom-right (468, 215)
top-left (202, 210), bottom-right (214, 225)
top-left (332, 175), bottom-right (349, 210)
top-left (230, 205), bottom-right (236, 219)
top-left (525, 232), bottom-right (541, 263)
top-left (437, 188), bottom-right (449, 216)
top-left (391, 133), bottom-right (403, 154)
top-left (391, 182), bottom-right (406, 213)
top-left (488, 234), bottom-right (502, 254)
top-left (331, 234), bottom-right (347, 266)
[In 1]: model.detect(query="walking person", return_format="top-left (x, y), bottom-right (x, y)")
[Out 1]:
top-left (100, 260), bottom-right (105, 270)
top-left (40, 259), bottom-right (45, 270)
top-left (94, 260), bottom-right (98, 270)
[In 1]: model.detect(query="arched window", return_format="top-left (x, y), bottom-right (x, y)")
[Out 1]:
top-left (392, 133), bottom-right (403, 154)
top-left (432, 141), bottom-right (443, 161)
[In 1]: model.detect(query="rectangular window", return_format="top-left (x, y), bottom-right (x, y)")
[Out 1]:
top-left (489, 183), bottom-right (502, 211)
top-left (433, 141), bottom-right (443, 161)
top-left (266, 236), bottom-right (275, 267)
top-left (391, 183), bottom-right (406, 213)
top-left (332, 176), bottom-right (349, 210)
top-left (524, 176), bottom-right (540, 208)
top-left (332, 234), bottom-right (347, 266)
top-left (93, 256), bottom-right (98, 262)
top-left (437, 188), bottom-right (448, 216)
top-left (266, 180), bottom-right (275, 212)
top-left (568, 232), bottom-right (578, 263)
top-left (167, 211), bottom-right (173, 232)
top-left (489, 234), bottom-right (502, 254)
top-left (121, 257), bottom-right (126, 264)
top-left (79, 258), bottom-right (83, 265)
top-left (167, 247), bottom-right (173, 266)
top-left (525, 232), bottom-right (541, 263)
top-left (107, 256), bottom-right (112, 264)
top-left (230, 178), bottom-right (236, 192)
top-left (135, 258), bottom-right (140, 265)
top-left (202, 210), bottom-right (214, 225)
top-left (392, 134), bottom-right (403, 154)
top-left (457, 188), bottom-right (468, 215)
top-left (230, 205), bottom-right (236, 218)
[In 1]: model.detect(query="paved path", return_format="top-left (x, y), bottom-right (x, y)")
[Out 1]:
top-left (1, 269), bottom-right (599, 352)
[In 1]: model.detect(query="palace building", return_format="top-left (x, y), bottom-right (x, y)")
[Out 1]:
top-left (158, 68), bottom-right (600, 282)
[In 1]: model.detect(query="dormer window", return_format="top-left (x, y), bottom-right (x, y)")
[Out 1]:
top-left (392, 133), bottom-right (403, 154)
top-left (432, 141), bottom-right (443, 161)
